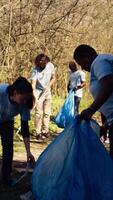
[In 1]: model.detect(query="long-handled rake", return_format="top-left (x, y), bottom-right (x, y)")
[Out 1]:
top-left (12, 162), bottom-right (30, 187)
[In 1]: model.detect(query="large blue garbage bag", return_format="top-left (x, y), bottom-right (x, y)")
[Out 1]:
top-left (32, 117), bottom-right (113, 200)
top-left (54, 90), bottom-right (75, 128)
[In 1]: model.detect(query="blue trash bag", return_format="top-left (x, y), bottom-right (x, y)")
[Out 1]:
top-left (54, 90), bottom-right (75, 128)
top-left (32, 117), bottom-right (113, 200)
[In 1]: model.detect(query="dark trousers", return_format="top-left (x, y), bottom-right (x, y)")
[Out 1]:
top-left (74, 96), bottom-right (81, 114)
top-left (100, 113), bottom-right (108, 140)
top-left (108, 123), bottom-right (113, 159)
top-left (0, 121), bottom-right (14, 180)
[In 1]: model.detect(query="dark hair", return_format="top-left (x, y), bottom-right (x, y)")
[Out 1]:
top-left (26, 94), bottom-right (35, 109)
top-left (8, 76), bottom-right (34, 109)
top-left (8, 77), bottom-right (33, 95)
top-left (73, 44), bottom-right (97, 62)
top-left (35, 53), bottom-right (50, 67)
top-left (69, 61), bottom-right (77, 71)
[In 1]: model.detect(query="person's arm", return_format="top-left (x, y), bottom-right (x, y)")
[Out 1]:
top-left (67, 80), bottom-right (71, 93)
top-left (48, 74), bottom-right (56, 87)
top-left (31, 79), bottom-right (37, 98)
top-left (76, 81), bottom-right (86, 90)
top-left (77, 71), bottom-right (86, 90)
top-left (90, 74), bottom-right (113, 111)
top-left (73, 71), bottom-right (86, 91)
top-left (21, 120), bottom-right (35, 163)
top-left (43, 74), bottom-right (56, 93)
top-left (30, 68), bottom-right (38, 99)
top-left (80, 74), bottom-right (113, 120)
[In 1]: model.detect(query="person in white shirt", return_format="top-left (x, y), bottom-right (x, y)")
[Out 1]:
top-left (68, 61), bottom-right (86, 114)
top-left (31, 54), bottom-right (55, 141)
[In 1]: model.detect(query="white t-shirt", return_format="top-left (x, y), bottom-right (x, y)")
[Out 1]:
top-left (31, 62), bottom-right (55, 98)
top-left (90, 54), bottom-right (113, 124)
top-left (69, 70), bottom-right (85, 98)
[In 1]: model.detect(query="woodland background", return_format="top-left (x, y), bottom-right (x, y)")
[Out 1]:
top-left (0, 1), bottom-right (111, 198)
top-left (0, 0), bottom-right (113, 97)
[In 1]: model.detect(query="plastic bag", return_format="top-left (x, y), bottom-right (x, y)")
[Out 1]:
top-left (54, 90), bottom-right (75, 128)
top-left (32, 117), bottom-right (113, 200)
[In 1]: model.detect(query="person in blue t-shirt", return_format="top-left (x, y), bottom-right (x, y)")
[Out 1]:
top-left (67, 60), bottom-right (86, 114)
top-left (73, 44), bottom-right (113, 159)
top-left (0, 76), bottom-right (35, 185)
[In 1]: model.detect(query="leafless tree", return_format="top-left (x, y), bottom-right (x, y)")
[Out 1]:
top-left (0, 0), bottom-right (113, 96)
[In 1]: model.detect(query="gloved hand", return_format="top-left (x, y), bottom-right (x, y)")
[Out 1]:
top-left (80, 107), bottom-right (95, 120)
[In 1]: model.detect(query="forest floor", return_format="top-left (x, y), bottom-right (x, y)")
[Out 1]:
top-left (0, 132), bottom-right (59, 200)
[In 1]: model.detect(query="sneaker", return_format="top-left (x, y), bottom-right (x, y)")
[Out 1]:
top-left (36, 133), bottom-right (46, 141)
top-left (20, 190), bottom-right (33, 200)
top-left (105, 138), bottom-right (110, 144)
top-left (42, 133), bottom-right (50, 138)
top-left (100, 136), bottom-right (105, 143)
top-left (42, 131), bottom-right (50, 138)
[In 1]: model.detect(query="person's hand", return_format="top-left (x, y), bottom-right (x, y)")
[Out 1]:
top-left (80, 107), bottom-right (95, 121)
top-left (27, 152), bottom-right (35, 164)
top-left (43, 85), bottom-right (50, 93)
top-left (72, 87), bottom-right (77, 92)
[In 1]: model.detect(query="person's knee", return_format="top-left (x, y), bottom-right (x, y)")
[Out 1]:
top-left (36, 112), bottom-right (42, 117)
top-left (44, 113), bottom-right (50, 118)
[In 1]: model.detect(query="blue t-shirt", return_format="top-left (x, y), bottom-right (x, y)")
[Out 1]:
top-left (69, 70), bottom-right (85, 98)
top-left (90, 54), bottom-right (113, 124)
top-left (0, 84), bottom-right (30, 123)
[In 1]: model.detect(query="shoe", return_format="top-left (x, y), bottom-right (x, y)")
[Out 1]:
top-left (20, 190), bottom-right (33, 200)
top-left (42, 132), bottom-right (50, 138)
top-left (105, 138), bottom-right (110, 144)
top-left (36, 133), bottom-right (46, 141)
top-left (100, 136), bottom-right (105, 143)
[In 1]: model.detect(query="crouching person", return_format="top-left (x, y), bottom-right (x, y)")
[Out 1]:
top-left (0, 77), bottom-right (35, 186)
